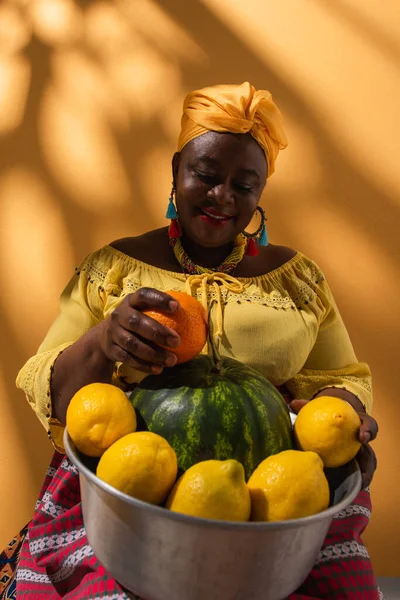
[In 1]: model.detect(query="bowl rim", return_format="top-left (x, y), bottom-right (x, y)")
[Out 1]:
top-left (64, 428), bottom-right (362, 531)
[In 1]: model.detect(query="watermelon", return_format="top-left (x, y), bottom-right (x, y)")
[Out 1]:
top-left (130, 355), bottom-right (293, 479)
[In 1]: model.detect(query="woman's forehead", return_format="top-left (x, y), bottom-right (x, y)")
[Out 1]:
top-left (181, 131), bottom-right (267, 177)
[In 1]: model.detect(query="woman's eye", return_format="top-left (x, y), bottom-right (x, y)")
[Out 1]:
top-left (194, 170), bottom-right (253, 193)
top-left (235, 183), bottom-right (253, 193)
top-left (195, 171), bottom-right (218, 184)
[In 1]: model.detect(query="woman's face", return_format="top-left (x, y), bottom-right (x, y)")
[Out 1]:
top-left (173, 132), bottom-right (268, 248)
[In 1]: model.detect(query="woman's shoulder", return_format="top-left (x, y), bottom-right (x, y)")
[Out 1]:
top-left (265, 244), bottom-right (325, 282)
top-left (237, 243), bottom-right (326, 289)
top-left (109, 228), bottom-right (181, 272)
top-left (236, 243), bottom-right (298, 277)
top-left (261, 244), bottom-right (325, 276)
top-left (110, 228), bottom-right (165, 254)
top-left (263, 244), bottom-right (298, 268)
top-left (73, 229), bottom-right (181, 291)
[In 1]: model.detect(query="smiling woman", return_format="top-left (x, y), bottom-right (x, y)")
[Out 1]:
top-left (9, 82), bottom-right (380, 599)
top-left (173, 132), bottom-right (267, 258)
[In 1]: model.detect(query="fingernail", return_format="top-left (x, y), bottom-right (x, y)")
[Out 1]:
top-left (169, 300), bottom-right (178, 311)
top-left (165, 355), bottom-right (177, 368)
top-left (167, 336), bottom-right (180, 348)
top-left (151, 365), bottom-right (163, 374)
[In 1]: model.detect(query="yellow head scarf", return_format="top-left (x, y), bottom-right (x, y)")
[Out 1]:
top-left (178, 82), bottom-right (288, 177)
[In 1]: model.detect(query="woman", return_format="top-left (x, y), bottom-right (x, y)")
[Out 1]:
top-left (7, 82), bottom-right (379, 599)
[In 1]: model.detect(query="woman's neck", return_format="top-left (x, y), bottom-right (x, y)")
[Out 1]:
top-left (180, 233), bottom-right (234, 268)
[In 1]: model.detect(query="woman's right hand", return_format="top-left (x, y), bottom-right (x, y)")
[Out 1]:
top-left (97, 288), bottom-right (181, 374)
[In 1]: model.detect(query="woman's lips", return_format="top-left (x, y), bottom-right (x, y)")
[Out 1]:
top-left (199, 207), bottom-right (233, 227)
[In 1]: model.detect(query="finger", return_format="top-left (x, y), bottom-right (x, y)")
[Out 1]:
top-left (359, 429), bottom-right (371, 444)
top-left (109, 343), bottom-right (164, 375)
top-left (356, 444), bottom-right (377, 488)
top-left (358, 414), bottom-right (379, 444)
top-left (289, 399), bottom-right (309, 414)
top-left (130, 288), bottom-right (180, 313)
top-left (114, 328), bottom-right (177, 368)
top-left (360, 468), bottom-right (368, 490)
top-left (114, 309), bottom-right (181, 349)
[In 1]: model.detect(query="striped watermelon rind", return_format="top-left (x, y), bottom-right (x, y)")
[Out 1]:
top-left (131, 355), bottom-right (293, 479)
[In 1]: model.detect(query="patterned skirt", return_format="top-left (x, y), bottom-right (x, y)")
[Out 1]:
top-left (0, 525), bottom-right (28, 599)
top-left (2, 451), bottom-right (382, 599)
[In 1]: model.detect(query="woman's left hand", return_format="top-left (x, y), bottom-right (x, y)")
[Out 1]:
top-left (289, 399), bottom-right (378, 488)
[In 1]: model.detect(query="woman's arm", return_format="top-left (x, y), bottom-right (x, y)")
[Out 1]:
top-left (285, 270), bottom-right (378, 486)
top-left (17, 249), bottom-right (181, 451)
top-left (50, 325), bottom-right (114, 424)
top-left (50, 289), bottom-right (181, 425)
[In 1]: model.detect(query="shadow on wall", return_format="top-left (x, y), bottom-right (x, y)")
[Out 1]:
top-left (321, 0), bottom-right (400, 66)
top-left (0, 0), bottom-right (399, 567)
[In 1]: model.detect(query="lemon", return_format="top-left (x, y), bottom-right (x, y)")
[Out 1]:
top-left (294, 396), bottom-right (361, 468)
top-left (248, 450), bottom-right (329, 521)
top-left (66, 383), bottom-right (137, 457)
top-left (96, 431), bottom-right (178, 505)
top-left (166, 459), bottom-right (251, 522)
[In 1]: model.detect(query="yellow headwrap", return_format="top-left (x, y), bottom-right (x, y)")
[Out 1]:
top-left (178, 82), bottom-right (288, 177)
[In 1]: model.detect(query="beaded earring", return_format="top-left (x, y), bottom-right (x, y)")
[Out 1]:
top-left (243, 206), bottom-right (268, 256)
top-left (166, 184), bottom-right (181, 238)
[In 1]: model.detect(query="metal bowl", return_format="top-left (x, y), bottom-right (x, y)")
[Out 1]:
top-left (64, 429), bottom-right (361, 600)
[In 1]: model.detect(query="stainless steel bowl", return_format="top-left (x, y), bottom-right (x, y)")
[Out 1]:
top-left (64, 430), bottom-right (361, 600)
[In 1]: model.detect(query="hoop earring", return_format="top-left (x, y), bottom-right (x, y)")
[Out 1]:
top-left (243, 206), bottom-right (268, 256)
top-left (166, 184), bottom-right (181, 238)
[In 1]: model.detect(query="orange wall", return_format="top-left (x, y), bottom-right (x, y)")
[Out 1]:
top-left (1, 0), bottom-right (399, 576)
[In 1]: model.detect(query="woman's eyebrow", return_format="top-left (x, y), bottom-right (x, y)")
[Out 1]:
top-left (193, 157), bottom-right (260, 179)
top-left (236, 168), bottom-right (260, 180)
top-left (193, 156), bottom-right (220, 167)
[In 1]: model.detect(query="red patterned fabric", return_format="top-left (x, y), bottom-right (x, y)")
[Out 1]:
top-left (15, 452), bottom-right (381, 600)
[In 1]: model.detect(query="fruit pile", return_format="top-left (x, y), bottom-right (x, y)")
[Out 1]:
top-left (67, 292), bottom-right (361, 523)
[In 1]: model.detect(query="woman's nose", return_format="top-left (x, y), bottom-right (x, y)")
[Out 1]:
top-left (207, 184), bottom-right (233, 205)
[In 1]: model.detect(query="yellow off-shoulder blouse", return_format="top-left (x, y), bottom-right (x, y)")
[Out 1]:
top-left (16, 245), bottom-right (372, 453)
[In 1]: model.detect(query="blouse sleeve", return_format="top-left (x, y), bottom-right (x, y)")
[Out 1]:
top-left (16, 259), bottom-right (103, 452)
top-left (285, 277), bottom-right (373, 413)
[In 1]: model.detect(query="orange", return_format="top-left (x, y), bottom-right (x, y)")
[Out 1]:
top-left (144, 290), bottom-right (208, 364)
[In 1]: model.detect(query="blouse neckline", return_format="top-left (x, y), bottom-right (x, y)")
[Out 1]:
top-left (104, 244), bottom-right (303, 282)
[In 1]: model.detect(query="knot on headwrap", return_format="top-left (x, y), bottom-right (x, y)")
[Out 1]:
top-left (178, 82), bottom-right (288, 177)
